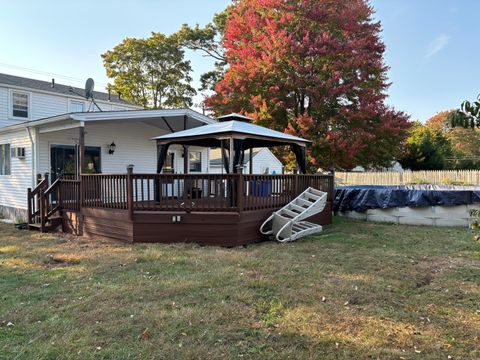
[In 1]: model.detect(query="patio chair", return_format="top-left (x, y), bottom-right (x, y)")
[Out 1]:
top-left (260, 187), bottom-right (328, 242)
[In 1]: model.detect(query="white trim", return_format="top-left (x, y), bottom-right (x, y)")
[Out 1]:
top-left (25, 127), bottom-right (36, 187)
top-left (38, 121), bottom-right (82, 134)
top-left (70, 109), bottom-right (216, 124)
top-left (9, 89), bottom-right (31, 121)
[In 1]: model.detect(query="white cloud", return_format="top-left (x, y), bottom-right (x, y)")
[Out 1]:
top-left (425, 34), bottom-right (451, 59)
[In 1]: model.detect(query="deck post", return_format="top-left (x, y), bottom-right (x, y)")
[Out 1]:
top-left (78, 124), bottom-right (85, 210)
top-left (27, 188), bottom-right (32, 224)
top-left (126, 166), bottom-right (134, 220)
top-left (39, 186), bottom-right (45, 232)
top-left (236, 166), bottom-right (244, 213)
top-left (294, 170), bottom-right (299, 197)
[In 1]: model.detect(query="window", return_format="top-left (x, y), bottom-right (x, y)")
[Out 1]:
top-left (70, 101), bottom-right (85, 113)
top-left (12, 92), bottom-right (29, 118)
top-left (189, 151), bottom-right (202, 172)
top-left (0, 144), bottom-right (11, 175)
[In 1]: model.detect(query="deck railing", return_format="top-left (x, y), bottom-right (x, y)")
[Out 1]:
top-left (58, 171), bottom-right (333, 218)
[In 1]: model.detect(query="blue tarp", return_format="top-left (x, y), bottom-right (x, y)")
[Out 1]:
top-left (334, 185), bottom-right (480, 213)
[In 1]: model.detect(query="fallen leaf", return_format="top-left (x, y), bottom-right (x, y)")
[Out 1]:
top-left (141, 328), bottom-right (150, 340)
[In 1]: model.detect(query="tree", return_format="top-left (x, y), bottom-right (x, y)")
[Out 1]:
top-left (427, 110), bottom-right (480, 169)
top-left (449, 94), bottom-right (480, 128)
top-left (399, 122), bottom-right (453, 170)
top-left (102, 33), bottom-right (196, 109)
top-left (204, 0), bottom-right (411, 171)
top-left (175, 9), bottom-right (230, 92)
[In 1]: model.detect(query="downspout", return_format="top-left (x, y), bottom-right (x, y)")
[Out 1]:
top-left (26, 127), bottom-right (36, 187)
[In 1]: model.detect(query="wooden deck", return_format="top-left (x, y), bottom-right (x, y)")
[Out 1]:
top-left (29, 172), bottom-right (334, 246)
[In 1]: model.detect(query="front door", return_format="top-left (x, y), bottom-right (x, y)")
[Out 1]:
top-left (50, 145), bottom-right (101, 181)
top-left (50, 145), bottom-right (77, 181)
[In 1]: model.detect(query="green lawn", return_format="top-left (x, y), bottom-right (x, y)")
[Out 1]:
top-left (0, 218), bottom-right (479, 359)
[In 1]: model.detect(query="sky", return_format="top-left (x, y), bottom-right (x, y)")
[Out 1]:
top-left (0, 0), bottom-right (479, 122)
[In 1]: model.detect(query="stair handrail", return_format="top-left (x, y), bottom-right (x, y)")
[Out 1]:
top-left (44, 178), bottom-right (62, 218)
top-left (27, 175), bottom-right (49, 224)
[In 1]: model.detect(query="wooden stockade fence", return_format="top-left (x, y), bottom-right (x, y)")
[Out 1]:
top-left (336, 170), bottom-right (480, 186)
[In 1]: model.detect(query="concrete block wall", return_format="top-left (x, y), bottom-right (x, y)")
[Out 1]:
top-left (339, 204), bottom-right (480, 228)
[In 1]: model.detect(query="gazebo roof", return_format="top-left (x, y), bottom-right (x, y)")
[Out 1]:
top-left (152, 120), bottom-right (309, 147)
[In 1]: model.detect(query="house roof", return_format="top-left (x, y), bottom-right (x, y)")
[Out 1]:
top-left (0, 109), bottom-right (216, 134)
top-left (152, 120), bottom-right (310, 147)
top-left (0, 73), bottom-right (136, 106)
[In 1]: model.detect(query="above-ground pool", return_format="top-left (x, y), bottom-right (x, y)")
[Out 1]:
top-left (334, 185), bottom-right (480, 227)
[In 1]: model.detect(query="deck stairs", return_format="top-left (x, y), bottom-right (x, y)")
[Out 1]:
top-left (27, 175), bottom-right (63, 233)
top-left (260, 187), bottom-right (327, 242)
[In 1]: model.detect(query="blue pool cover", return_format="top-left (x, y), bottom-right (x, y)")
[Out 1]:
top-left (334, 185), bottom-right (480, 213)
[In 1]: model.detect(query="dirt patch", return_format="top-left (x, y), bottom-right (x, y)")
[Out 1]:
top-left (43, 253), bottom-right (84, 267)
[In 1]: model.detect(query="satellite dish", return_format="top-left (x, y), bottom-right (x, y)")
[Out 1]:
top-left (85, 78), bottom-right (95, 99)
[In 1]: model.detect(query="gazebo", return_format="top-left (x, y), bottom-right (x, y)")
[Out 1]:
top-left (153, 114), bottom-right (310, 174)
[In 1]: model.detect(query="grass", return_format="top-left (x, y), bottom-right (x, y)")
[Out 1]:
top-left (0, 218), bottom-right (479, 359)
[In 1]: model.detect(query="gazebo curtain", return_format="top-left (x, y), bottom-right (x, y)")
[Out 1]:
top-left (156, 144), bottom-right (170, 173)
top-left (233, 139), bottom-right (244, 173)
top-left (291, 144), bottom-right (307, 174)
top-left (221, 140), bottom-right (229, 173)
top-left (220, 139), bottom-right (245, 173)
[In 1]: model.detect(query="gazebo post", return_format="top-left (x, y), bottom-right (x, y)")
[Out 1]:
top-left (229, 137), bottom-right (234, 173)
top-left (249, 148), bottom-right (253, 174)
top-left (183, 115), bottom-right (188, 174)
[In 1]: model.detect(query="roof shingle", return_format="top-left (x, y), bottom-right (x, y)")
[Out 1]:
top-left (0, 73), bottom-right (136, 106)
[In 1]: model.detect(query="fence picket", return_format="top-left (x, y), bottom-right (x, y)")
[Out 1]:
top-left (336, 170), bottom-right (480, 186)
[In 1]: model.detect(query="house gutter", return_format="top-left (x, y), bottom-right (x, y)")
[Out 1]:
top-left (25, 126), bottom-right (36, 187)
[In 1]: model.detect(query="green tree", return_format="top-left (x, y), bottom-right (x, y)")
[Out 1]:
top-left (175, 9), bottom-right (230, 92)
top-left (427, 110), bottom-right (480, 169)
top-left (449, 94), bottom-right (480, 128)
top-left (399, 122), bottom-right (454, 170)
top-left (102, 33), bottom-right (196, 109)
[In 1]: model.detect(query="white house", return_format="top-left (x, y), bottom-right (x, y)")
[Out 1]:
top-left (0, 73), bottom-right (215, 221)
top-left (209, 147), bottom-right (283, 174)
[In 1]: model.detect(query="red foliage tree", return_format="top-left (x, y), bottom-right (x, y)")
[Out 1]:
top-left (206, 0), bottom-right (411, 170)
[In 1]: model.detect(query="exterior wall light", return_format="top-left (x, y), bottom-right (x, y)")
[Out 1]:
top-left (108, 141), bottom-right (116, 155)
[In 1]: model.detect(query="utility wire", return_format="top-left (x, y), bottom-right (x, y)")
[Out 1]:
top-left (0, 61), bottom-right (110, 89)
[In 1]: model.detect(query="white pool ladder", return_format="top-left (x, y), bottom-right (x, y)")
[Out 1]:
top-left (260, 187), bottom-right (328, 242)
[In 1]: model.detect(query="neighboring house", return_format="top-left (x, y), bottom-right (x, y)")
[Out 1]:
top-left (0, 73), bottom-right (214, 221)
top-left (209, 147), bottom-right (283, 174)
top-left (351, 161), bottom-right (404, 173)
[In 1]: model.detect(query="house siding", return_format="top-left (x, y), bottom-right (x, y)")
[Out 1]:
top-left (0, 84), bottom-right (139, 128)
top-left (246, 148), bottom-right (283, 174)
top-left (210, 148), bottom-right (283, 174)
top-left (0, 129), bottom-right (33, 216)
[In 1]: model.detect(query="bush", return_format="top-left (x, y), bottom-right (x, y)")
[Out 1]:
top-left (442, 179), bottom-right (475, 186)
top-left (406, 178), bottom-right (430, 185)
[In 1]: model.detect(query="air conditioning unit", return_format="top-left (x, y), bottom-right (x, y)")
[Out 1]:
top-left (12, 147), bottom-right (26, 159)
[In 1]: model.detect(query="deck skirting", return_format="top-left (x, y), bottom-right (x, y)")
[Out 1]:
top-left (63, 202), bottom-right (332, 246)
